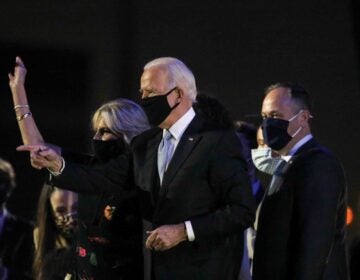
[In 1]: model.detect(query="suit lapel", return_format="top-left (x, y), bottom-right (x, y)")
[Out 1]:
top-left (267, 138), bottom-right (319, 195)
top-left (133, 128), bottom-right (162, 199)
top-left (145, 133), bottom-right (162, 198)
top-left (160, 116), bottom-right (204, 193)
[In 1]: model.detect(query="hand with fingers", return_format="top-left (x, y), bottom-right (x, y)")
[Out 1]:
top-left (145, 223), bottom-right (187, 252)
top-left (8, 56), bottom-right (27, 90)
top-left (17, 144), bottom-right (63, 172)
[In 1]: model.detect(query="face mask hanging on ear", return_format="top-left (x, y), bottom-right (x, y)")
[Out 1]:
top-left (140, 87), bottom-right (180, 126)
top-left (251, 147), bottom-right (284, 175)
top-left (262, 110), bottom-right (303, 150)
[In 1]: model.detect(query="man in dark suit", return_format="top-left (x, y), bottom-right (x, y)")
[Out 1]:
top-left (0, 158), bottom-right (33, 279)
top-left (20, 57), bottom-right (256, 280)
top-left (252, 83), bottom-right (349, 279)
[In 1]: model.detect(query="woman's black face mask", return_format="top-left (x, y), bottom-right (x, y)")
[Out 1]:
top-left (92, 138), bottom-right (127, 162)
top-left (140, 87), bottom-right (179, 126)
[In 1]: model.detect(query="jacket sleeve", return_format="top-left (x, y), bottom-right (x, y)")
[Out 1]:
top-left (293, 154), bottom-right (347, 279)
top-left (50, 151), bottom-right (133, 197)
top-left (190, 130), bottom-right (256, 239)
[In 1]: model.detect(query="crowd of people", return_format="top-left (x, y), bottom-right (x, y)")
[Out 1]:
top-left (0, 56), bottom-right (353, 279)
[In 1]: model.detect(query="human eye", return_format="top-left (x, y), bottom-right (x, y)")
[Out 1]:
top-left (54, 206), bottom-right (66, 215)
top-left (263, 112), bottom-right (280, 119)
top-left (147, 91), bottom-right (159, 97)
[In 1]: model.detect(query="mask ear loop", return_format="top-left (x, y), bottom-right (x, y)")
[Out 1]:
top-left (291, 126), bottom-right (302, 138)
top-left (288, 110), bottom-right (304, 138)
top-left (288, 109), bottom-right (303, 122)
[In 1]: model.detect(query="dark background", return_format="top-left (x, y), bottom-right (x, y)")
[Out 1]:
top-left (0, 0), bottom-right (359, 242)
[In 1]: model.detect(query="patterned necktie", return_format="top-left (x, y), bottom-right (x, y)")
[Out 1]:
top-left (158, 130), bottom-right (174, 184)
top-left (267, 159), bottom-right (290, 195)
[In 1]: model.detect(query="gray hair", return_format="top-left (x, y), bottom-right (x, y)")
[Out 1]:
top-left (92, 98), bottom-right (150, 143)
top-left (144, 57), bottom-right (197, 102)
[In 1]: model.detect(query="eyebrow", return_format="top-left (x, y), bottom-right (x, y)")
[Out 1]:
top-left (97, 127), bottom-right (113, 133)
top-left (262, 110), bottom-right (283, 117)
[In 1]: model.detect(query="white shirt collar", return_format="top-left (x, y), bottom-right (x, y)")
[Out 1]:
top-left (281, 134), bottom-right (313, 161)
top-left (165, 107), bottom-right (196, 140)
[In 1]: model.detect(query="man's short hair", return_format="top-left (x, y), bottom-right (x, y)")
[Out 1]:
top-left (264, 82), bottom-right (313, 113)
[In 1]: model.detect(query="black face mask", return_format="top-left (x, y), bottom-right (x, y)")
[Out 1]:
top-left (262, 111), bottom-right (303, 151)
top-left (140, 87), bottom-right (179, 126)
top-left (92, 138), bottom-right (127, 162)
top-left (262, 118), bottom-right (292, 151)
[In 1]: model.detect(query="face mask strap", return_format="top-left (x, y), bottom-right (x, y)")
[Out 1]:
top-left (291, 126), bottom-right (302, 138)
top-left (164, 87), bottom-right (178, 97)
top-left (288, 109), bottom-right (303, 122)
top-left (288, 110), bottom-right (304, 138)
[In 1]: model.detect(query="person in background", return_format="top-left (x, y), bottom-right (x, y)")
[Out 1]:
top-left (33, 184), bottom-right (79, 280)
top-left (9, 56), bottom-right (149, 279)
top-left (235, 122), bottom-right (269, 280)
top-left (251, 126), bottom-right (282, 177)
top-left (252, 82), bottom-right (349, 279)
top-left (0, 158), bottom-right (33, 279)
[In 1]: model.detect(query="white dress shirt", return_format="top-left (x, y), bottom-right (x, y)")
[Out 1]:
top-left (162, 107), bottom-right (196, 241)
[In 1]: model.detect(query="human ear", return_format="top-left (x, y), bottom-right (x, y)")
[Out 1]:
top-left (175, 88), bottom-right (183, 100)
top-left (300, 110), bottom-right (311, 124)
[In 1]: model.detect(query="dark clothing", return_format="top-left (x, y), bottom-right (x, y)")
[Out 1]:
top-left (0, 211), bottom-right (33, 279)
top-left (60, 150), bottom-right (143, 280)
top-left (253, 139), bottom-right (349, 280)
top-left (53, 114), bottom-right (256, 280)
top-left (350, 236), bottom-right (360, 279)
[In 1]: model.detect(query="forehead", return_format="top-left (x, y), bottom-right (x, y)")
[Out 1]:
top-left (140, 66), bottom-right (169, 89)
top-left (261, 87), bottom-right (295, 114)
top-left (93, 111), bottom-right (112, 131)
top-left (50, 189), bottom-right (78, 208)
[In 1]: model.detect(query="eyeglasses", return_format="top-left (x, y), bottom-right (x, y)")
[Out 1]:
top-left (53, 211), bottom-right (78, 222)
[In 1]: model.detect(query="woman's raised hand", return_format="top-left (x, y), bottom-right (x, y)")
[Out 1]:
top-left (8, 56), bottom-right (27, 89)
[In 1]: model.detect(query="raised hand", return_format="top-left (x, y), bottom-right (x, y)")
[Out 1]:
top-left (8, 56), bottom-right (27, 89)
top-left (16, 144), bottom-right (63, 172)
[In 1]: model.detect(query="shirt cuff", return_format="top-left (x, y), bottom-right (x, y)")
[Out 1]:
top-left (48, 157), bottom-right (65, 176)
top-left (185, 220), bottom-right (195, 242)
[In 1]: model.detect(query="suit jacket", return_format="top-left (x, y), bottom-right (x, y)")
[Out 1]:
top-left (252, 138), bottom-right (349, 280)
top-left (53, 114), bottom-right (256, 279)
top-left (0, 211), bottom-right (34, 279)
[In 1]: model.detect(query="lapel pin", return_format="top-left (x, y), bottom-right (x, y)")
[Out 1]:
top-left (188, 137), bottom-right (194, 141)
